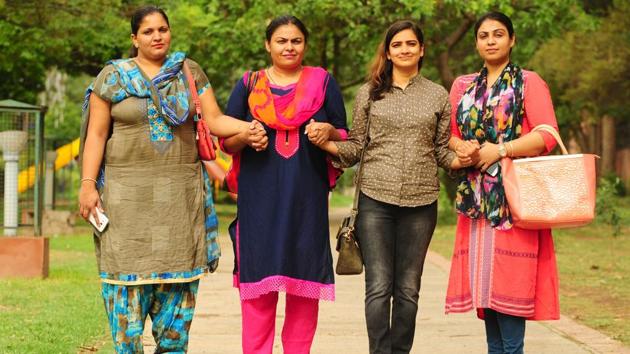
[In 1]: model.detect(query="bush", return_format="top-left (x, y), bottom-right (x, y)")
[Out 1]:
top-left (438, 183), bottom-right (457, 225)
top-left (596, 175), bottom-right (625, 236)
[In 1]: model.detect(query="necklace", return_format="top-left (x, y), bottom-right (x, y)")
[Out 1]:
top-left (266, 66), bottom-right (303, 85)
top-left (266, 68), bottom-right (278, 85)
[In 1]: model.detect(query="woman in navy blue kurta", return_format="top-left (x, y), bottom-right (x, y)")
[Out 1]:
top-left (226, 75), bottom-right (347, 298)
top-left (220, 15), bottom-right (347, 353)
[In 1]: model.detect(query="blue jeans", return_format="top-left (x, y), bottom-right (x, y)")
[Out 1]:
top-left (356, 193), bottom-right (437, 354)
top-left (484, 308), bottom-right (526, 354)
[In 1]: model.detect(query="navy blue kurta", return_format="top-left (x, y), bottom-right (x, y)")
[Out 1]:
top-left (225, 73), bottom-right (347, 300)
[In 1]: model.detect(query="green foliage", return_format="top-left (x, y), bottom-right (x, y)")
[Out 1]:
top-left (596, 175), bottom-right (626, 236)
top-left (530, 0), bottom-right (630, 136)
top-left (45, 74), bottom-right (92, 146)
top-left (437, 181), bottom-right (457, 225)
top-left (0, 0), bottom-right (132, 103)
top-left (0, 0), bottom-right (592, 144)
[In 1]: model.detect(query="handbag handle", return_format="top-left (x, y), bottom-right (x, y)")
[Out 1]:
top-left (530, 124), bottom-right (568, 155)
top-left (349, 99), bottom-right (374, 218)
top-left (182, 61), bottom-right (202, 122)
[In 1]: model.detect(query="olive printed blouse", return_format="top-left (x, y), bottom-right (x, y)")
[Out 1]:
top-left (334, 75), bottom-right (455, 207)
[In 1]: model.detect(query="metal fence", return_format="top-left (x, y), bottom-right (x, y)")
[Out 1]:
top-left (0, 100), bottom-right (45, 236)
top-left (46, 138), bottom-right (80, 212)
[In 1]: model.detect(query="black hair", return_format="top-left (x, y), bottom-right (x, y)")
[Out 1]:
top-left (369, 20), bottom-right (425, 101)
top-left (474, 11), bottom-right (515, 39)
top-left (129, 6), bottom-right (170, 57)
top-left (265, 15), bottom-right (309, 43)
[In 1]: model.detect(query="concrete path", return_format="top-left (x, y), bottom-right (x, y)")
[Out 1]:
top-left (142, 211), bottom-right (629, 354)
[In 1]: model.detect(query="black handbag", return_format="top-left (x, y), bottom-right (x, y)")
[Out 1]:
top-left (335, 100), bottom-right (373, 275)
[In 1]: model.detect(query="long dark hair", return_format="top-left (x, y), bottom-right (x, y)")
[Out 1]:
top-left (129, 6), bottom-right (170, 57)
top-left (368, 20), bottom-right (424, 101)
top-left (265, 15), bottom-right (309, 43)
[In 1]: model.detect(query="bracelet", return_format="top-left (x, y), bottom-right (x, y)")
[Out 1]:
top-left (507, 141), bottom-right (515, 157)
top-left (81, 177), bottom-right (98, 184)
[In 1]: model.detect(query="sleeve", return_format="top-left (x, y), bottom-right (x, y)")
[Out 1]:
top-left (449, 77), bottom-right (467, 139)
top-left (523, 72), bottom-right (558, 153)
top-left (91, 65), bottom-right (119, 102)
top-left (332, 83), bottom-right (371, 168)
top-left (434, 90), bottom-right (457, 170)
top-left (224, 76), bottom-right (249, 120)
top-left (323, 75), bottom-right (348, 134)
top-left (219, 75), bottom-right (250, 154)
top-left (186, 59), bottom-right (211, 96)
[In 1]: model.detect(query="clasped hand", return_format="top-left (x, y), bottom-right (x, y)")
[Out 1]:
top-left (304, 119), bottom-right (333, 146)
top-left (455, 139), bottom-right (481, 167)
top-left (244, 120), bottom-right (268, 151)
top-left (456, 139), bottom-right (502, 172)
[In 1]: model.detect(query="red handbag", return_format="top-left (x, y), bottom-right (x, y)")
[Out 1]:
top-left (183, 62), bottom-right (216, 161)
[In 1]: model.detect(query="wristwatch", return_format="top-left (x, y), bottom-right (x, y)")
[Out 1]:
top-left (498, 144), bottom-right (507, 158)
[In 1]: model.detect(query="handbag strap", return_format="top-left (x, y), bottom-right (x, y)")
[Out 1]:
top-left (530, 124), bottom-right (568, 154)
top-left (246, 70), bottom-right (259, 94)
top-left (349, 99), bottom-right (374, 219)
top-left (182, 61), bottom-right (202, 122)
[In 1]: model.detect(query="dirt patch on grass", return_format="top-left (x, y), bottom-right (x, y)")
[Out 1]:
top-left (78, 334), bottom-right (110, 353)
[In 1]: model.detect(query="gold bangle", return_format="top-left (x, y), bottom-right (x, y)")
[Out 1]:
top-left (81, 177), bottom-right (97, 184)
top-left (508, 141), bottom-right (515, 157)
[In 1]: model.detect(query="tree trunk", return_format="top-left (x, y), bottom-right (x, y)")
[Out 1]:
top-left (437, 52), bottom-right (455, 90)
top-left (434, 16), bottom-right (475, 90)
top-left (319, 35), bottom-right (328, 69)
top-left (435, 17), bottom-right (475, 201)
top-left (582, 115), bottom-right (601, 156)
top-left (332, 33), bottom-right (341, 79)
top-left (601, 114), bottom-right (616, 175)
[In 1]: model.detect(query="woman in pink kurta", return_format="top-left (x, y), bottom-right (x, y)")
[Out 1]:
top-left (444, 12), bottom-right (560, 354)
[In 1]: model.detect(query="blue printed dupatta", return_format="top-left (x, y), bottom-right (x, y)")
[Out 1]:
top-left (79, 52), bottom-right (220, 272)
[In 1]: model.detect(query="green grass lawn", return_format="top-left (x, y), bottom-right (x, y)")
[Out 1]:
top-left (0, 233), bottom-right (109, 353)
top-left (430, 197), bottom-right (630, 346)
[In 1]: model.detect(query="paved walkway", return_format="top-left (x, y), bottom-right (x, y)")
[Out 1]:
top-left (142, 211), bottom-right (629, 354)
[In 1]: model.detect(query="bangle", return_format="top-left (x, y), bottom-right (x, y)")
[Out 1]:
top-left (81, 177), bottom-right (97, 184)
top-left (508, 141), bottom-right (515, 157)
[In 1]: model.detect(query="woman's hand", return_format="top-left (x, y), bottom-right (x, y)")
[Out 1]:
top-left (79, 182), bottom-right (102, 223)
top-left (475, 142), bottom-right (501, 172)
top-left (454, 139), bottom-right (481, 167)
top-left (243, 120), bottom-right (268, 151)
top-left (305, 119), bottom-right (334, 146)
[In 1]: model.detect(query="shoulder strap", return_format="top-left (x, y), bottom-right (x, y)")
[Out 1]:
top-left (349, 99), bottom-right (373, 217)
top-left (182, 61), bottom-right (202, 122)
top-left (246, 70), bottom-right (259, 94)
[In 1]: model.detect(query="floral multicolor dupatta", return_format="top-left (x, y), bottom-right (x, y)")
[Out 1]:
top-left (248, 66), bottom-right (329, 130)
top-left (455, 63), bottom-right (524, 230)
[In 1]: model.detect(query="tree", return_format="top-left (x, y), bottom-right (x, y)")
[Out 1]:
top-left (530, 0), bottom-right (630, 175)
top-left (0, 0), bottom-right (587, 157)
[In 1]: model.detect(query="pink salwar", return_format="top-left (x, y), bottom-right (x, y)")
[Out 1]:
top-left (241, 291), bottom-right (319, 354)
